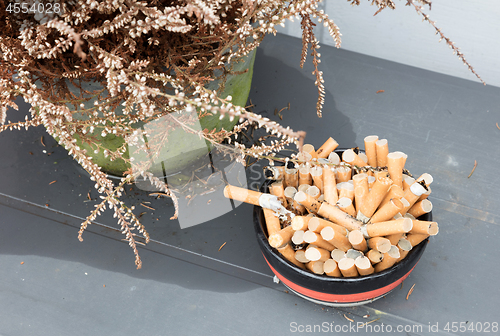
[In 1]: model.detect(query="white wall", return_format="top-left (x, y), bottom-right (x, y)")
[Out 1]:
top-left (276, 0), bottom-right (500, 87)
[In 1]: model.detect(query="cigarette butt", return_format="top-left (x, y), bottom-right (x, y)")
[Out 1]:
top-left (337, 197), bottom-right (356, 217)
top-left (308, 217), bottom-right (348, 237)
top-left (323, 167), bottom-right (339, 205)
top-left (294, 249), bottom-right (310, 263)
top-left (318, 202), bottom-right (363, 231)
top-left (297, 184), bottom-right (310, 193)
top-left (379, 184), bottom-right (404, 209)
top-left (303, 230), bottom-right (336, 251)
top-left (348, 229), bottom-right (368, 252)
top-left (397, 237), bottom-right (413, 251)
top-left (355, 256), bottom-right (375, 276)
top-left (363, 218), bottom-right (413, 238)
top-left (396, 247), bottom-right (410, 263)
top-left (263, 208), bottom-right (282, 237)
top-left (369, 198), bottom-right (404, 223)
top-left (310, 166), bottom-right (324, 193)
top-left (331, 249), bottom-right (346, 262)
top-left (402, 174), bottom-right (415, 192)
top-left (407, 199), bottom-right (433, 218)
top-left (270, 180), bottom-right (287, 208)
top-left (387, 151), bottom-right (407, 189)
top-left (285, 186), bottom-right (304, 214)
top-left (338, 258), bottom-right (359, 277)
top-left (410, 220), bottom-right (439, 236)
top-left (375, 139), bottom-right (389, 167)
top-left (291, 230), bottom-right (305, 245)
top-left (358, 176), bottom-right (393, 220)
top-left (223, 185), bottom-right (262, 206)
top-left (386, 232), bottom-right (405, 246)
top-left (323, 259), bottom-right (342, 277)
top-left (364, 135), bottom-right (379, 167)
top-left (294, 191), bottom-right (321, 213)
top-left (306, 260), bottom-right (325, 274)
top-left (303, 144), bottom-right (319, 160)
top-left (416, 173), bottom-right (433, 186)
top-left (291, 215), bottom-right (312, 231)
top-left (405, 233), bottom-right (430, 247)
top-left (306, 185), bottom-right (321, 200)
top-left (374, 247), bottom-right (400, 272)
top-left (400, 182), bottom-right (428, 215)
top-left (367, 175), bottom-right (376, 189)
top-left (343, 149), bottom-right (367, 167)
top-left (335, 165), bottom-right (352, 183)
top-left (284, 164), bottom-right (299, 189)
top-left (366, 249), bottom-right (384, 264)
top-left (417, 186), bottom-right (431, 202)
top-left (353, 173), bottom-right (369, 212)
top-left (264, 166), bottom-right (285, 180)
top-left (298, 166), bottom-right (313, 186)
top-left (268, 226), bottom-right (295, 248)
top-left (368, 237), bottom-right (391, 253)
top-left (346, 248), bottom-right (363, 260)
top-left (317, 137), bottom-right (339, 158)
top-left (358, 152), bottom-right (368, 164)
top-left (305, 245), bottom-right (332, 262)
top-left (328, 152), bottom-right (341, 165)
top-left (337, 182), bottom-right (354, 201)
top-left (387, 245), bottom-right (401, 259)
top-left (320, 226), bottom-right (352, 252)
top-left (278, 243), bottom-right (306, 270)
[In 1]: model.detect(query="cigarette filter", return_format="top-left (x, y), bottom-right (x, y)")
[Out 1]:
top-left (303, 230), bottom-right (336, 251)
top-left (306, 260), bottom-right (325, 275)
top-left (364, 135), bottom-right (379, 168)
top-left (320, 226), bottom-right (352, 252)
top-left (284, 163), bottom-right (299, 189)
top-left (375, 139), bottom-right (389, 167)
top-left (298, 166), bottom-right (313, 186)
top-left (418, 186), bottom-right (432, 202)
top-left (263, 208), bottom-right (282, 237)
top-left (353, 173), bottom-right (369, 212)
top-left (337, 197), bottom-right (356, 217)
top-left (294, 249), bottom-right (310, 263)
top-left (270, 180), bottom-right (287, 208)
top-left (323, 259), bottom-right (342, 277)
top-left (307, 217), bottom-right (348, 237)
top-left (387, 151), bottom-right (407, 189)
top-left (402, 174), bottom-right (415, 192)
top-left (369, 197), bottom-right (404, 223)
top-left (328, 152), bottom-right (341, 165)
top-left (405, 233), bottom-right (430, 247)
top-left (367, 175), bottom-right (376, 189)
top-left (400, 182), bottom-right (428, 215)
top-left (291, 215), bottom-right (312, 231)
top-left (317, 137), bottom-right (339, 158)
top-left (348, 229), bottom-right (368, 252)
top-left (224, 185), bottom-right (290, 216)
top-left (310, 166), bottom-right (324, 193)
top-left (317, 202), bottom-right (363, 231)
top-left (410, 220), bottom-right (439, 236)
top-left (355, 256), bottom-right (375, 276)
top-left (416, 173), bottom-right (433, 186)
top-left (264, 166), bottom-right (285, 180)
top-left (385, 232), bottom-right (405, 246)
top-left (294, 191), bottom-right (321, 213)
top-left (358, 176), bottom-right (393, 220)
top-left (322, 166), bottom-right (339, 205)
top-left (397, 237), bottom-right (412, 251)
top-left (331, 249), bottom-right (346, 262)
top-left (342, 148), bottom-right (368, 167)
top-left (396, 247), bottom-right (409, 263)
top-left (366, 249), bottom-right (383, 264)
top-left (337, 182), bottom-right (354, 201)
top-left (305, 246), bottom-right (332, 262)
top-left (367, 236), bottom-right (391, 253)
top-left (291, 230), bottom-right (305, 245)
top-left (306, 185), bottom-right (321, 200)
top-left (362, 217), bottom-right (413, 238)
top-left (278, 243), bottom-right (306, 269)
top-left (345, 249), bottom-right (363, 260)
top-left (297, 184), bottom-right (310, 193)
top-left (374, 247), bottom-right (400, 272)
top-left (268, 225), bottom-right (294, 248)
top-left (407, 199), bottom-right (432, 218)
top-left (338, 258), bottom-right (359, 277)
top-left (303, 144), bottom-right (319, 160)
top-left (335, 165), bottom-right (352, 183)
top-left (379, 184), bottom-right (404, 209)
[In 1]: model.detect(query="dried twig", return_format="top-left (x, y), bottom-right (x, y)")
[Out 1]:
top-left (140, 203), bottom-right (155, 210)
top-left (467, 160), bottom-right (477, 178)
top-left (344, 314), bottom-right (354, 322)
top-left (406, 283), bottom-right (416, 300)
top-left (49, 180), bottom-right (57, 185)
top-left (218, 242), bottom-right (227, 251)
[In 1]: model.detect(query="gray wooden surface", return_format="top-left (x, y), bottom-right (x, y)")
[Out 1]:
top-left (1, 33), bottom-right (498, 335)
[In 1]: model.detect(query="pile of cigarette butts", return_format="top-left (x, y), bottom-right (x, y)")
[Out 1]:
top-left (224, 136), bottom-right (439, 278)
